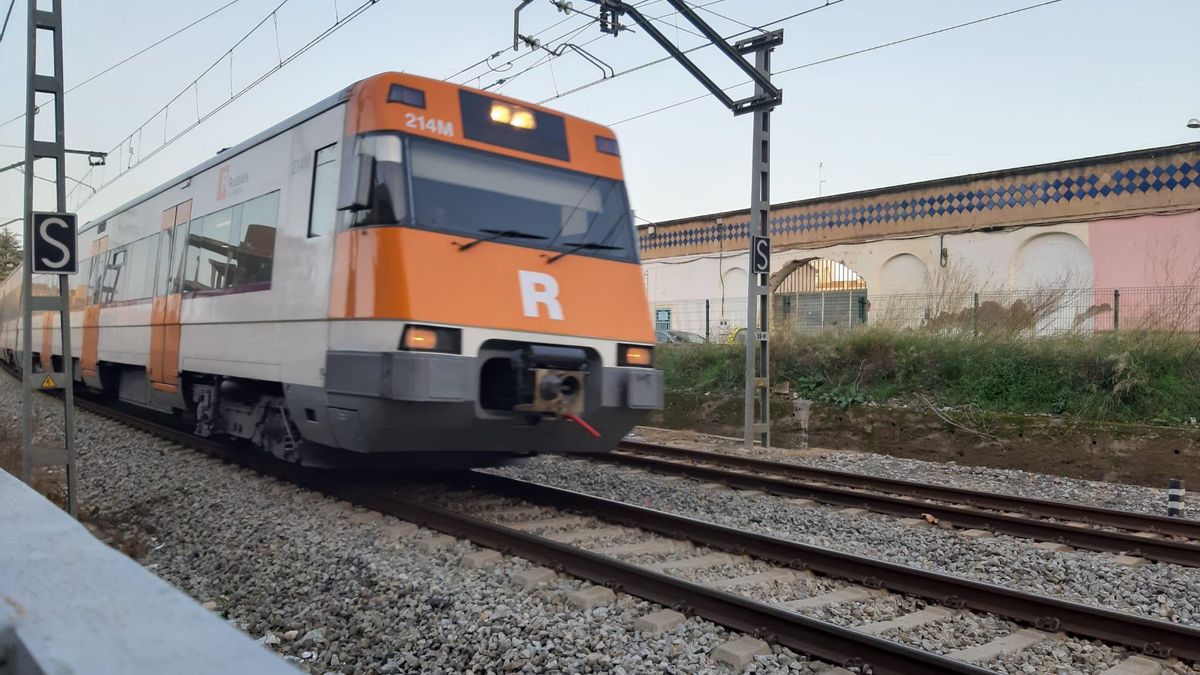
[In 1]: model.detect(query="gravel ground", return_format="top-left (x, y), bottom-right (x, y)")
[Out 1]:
top-left (881, 612), bottom-right (1017, 655)
top-left (5, 382), bottom-right (825, 674)
top-left (496, 457), bottom-right (1200, 629)
top-left (631, 427), bottom-right (1191, 519)
top-left (798, 594), bottom-right (921, 627)
top-left (983, 638), bottom-right (1131, 674)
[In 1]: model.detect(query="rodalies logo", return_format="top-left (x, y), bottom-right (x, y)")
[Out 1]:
top-left (216, 165), bottom-right (250, 201)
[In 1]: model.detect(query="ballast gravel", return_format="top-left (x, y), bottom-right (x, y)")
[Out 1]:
top-left (798, 593), bottom-right (920, 628)
top-left (983, 637), bottom-right (1132, 675)
top-left (631, 428), bottom-right (1187, 518)
top-left (2, 380), bottom-right (832, 674)
top-left (494, 456), bottom-right (1200, 630)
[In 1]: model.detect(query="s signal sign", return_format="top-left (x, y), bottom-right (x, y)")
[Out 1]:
top-left (31, 212), bottom-right (78, 275)
top-left (751, 235), bottom-right (770, 275)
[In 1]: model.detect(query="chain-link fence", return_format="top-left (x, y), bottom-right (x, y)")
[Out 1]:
top-left (650, 285), bottom-right (1200, 340)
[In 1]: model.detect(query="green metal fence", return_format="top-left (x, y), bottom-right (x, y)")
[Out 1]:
top-left (650, 285), bottom-right (1200, 340)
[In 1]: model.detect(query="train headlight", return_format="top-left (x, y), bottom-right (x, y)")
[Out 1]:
top-left (489, 101), bottom-right (537, 130)
top-left (510, 110), bottom-right (536, 130)
top-left (618, 344), bottom-right (653, 367)
top-left (489, 103), bottom-right (513, 124)
top-left (400, 325), bottom-right (462, 354)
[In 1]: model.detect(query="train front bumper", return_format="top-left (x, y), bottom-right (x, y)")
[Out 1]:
top-left (315, 350), bottom-right (662, 455)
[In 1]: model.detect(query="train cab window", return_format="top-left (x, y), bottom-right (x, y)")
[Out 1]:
top-left (408, 137), bottom-right (636, 262)
top-left (339, 134), bottom-right (407, 227)
top-left (308, 144), bottom-right (338, 237)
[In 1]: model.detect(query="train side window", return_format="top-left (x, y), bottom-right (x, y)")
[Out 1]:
top-left (154, 230), bottom-right (173, 296)
top-left (88, 253), bottom-right (106, 305)
top-left (130, 235), bottom-right (155, 301)
top-left (308, 144), bottom-right (338, 237)
top-left (186, 208), bottom-right (235, 292)
top-left (169, 220), bottom-right (189, 294)
top-left (102, 248), bottom-right (126, 304)
top-left (71, 258), bottom-right (91, 310)
top-left (231, 191), bottom-right (278, 287)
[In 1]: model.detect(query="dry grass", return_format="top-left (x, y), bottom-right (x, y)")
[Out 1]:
top-left (0, 418), bottom-right (67, 508)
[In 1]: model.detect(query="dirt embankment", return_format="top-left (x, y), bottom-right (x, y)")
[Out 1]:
top-left (648, 392), bottom-right (1200, 488)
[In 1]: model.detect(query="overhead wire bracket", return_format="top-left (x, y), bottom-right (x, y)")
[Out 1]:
top-left (588, 0), bottom-right (782, 115)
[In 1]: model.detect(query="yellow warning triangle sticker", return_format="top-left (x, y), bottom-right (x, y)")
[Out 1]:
top-left (40, 375), bottom-right (56, 389)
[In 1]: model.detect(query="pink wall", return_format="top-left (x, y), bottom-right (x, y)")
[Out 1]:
top-left (1089, 211), bottom-right (1200, 289)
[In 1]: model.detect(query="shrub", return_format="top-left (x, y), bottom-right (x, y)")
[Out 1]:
top-left (656, 329), bottom-right (1200, 424)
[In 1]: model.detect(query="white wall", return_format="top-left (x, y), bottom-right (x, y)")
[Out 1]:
top-left (642, 222), bottom-right (1094, 333)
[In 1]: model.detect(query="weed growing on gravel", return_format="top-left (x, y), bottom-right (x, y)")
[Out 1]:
top-left (658, 329), bottom-right (1200, 424)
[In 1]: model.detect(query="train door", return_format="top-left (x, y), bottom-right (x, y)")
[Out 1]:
top-left (149, 200), bottom-right (190, 393)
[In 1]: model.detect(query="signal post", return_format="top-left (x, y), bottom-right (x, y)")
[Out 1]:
top-left (21, 0), bottom-right (79, 515)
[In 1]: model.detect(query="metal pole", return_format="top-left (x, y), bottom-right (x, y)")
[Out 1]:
top-left (19, 0), bottom-right (35, 486)
top-left (704, 299), bottom-right (710, 342)
top-left (1113, 289), bottom-right (1120, 333)
top-left (22, 0), bottom-right (76, 516)
top-left (743, 38), bottom-right (777, 451)
top-left (973, 292), bottom-right (980, 338)
top-left (54, 1), bottom-right (77, 517)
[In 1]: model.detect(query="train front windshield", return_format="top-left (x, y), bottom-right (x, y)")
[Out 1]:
top-left (349, 134), bottom-right (638, 263)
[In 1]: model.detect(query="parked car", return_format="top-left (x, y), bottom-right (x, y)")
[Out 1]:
top-left (655, 329), bottom-right (707, 344)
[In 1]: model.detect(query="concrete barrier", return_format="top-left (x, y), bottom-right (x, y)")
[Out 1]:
top-left (0, 470), bottom-right (297, 674)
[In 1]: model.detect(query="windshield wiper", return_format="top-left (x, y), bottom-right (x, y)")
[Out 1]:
top-left (456, 228), bottom-right (547, 252)
top-left (545, 241), bottom-right (623, 264)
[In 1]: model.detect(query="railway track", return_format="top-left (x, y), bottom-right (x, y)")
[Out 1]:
top-left (42, 386), bottom-right (1200, 673)
top-left (599, 440), bottom-right (1200, 568)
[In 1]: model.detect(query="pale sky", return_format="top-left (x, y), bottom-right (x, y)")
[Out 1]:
top-left (1, 0), bottom-right (1197, 234)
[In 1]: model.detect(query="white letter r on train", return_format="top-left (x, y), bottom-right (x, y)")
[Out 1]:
top-left (519, 270), bottom-right (563, 320)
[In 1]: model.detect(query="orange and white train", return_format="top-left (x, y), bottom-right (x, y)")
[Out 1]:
top-left (0, 73), bottom-right (662, 468)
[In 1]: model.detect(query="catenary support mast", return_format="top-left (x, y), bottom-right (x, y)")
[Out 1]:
top-left (515, 0), bottom-right (784, 450)
top-left (22, 0), bottom-right (78, 515)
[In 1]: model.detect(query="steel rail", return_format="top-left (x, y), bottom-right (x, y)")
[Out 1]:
top-left (338, 480), bottom-right (992, 675)
top-left (39, 389), bottom-right (988, 673)
top-left (57, 396), bottom-right (991, 673)
top-left (619, 440), bottom-right (1200, 540)
top-left (462, 472), bottom-right (1200, 662)
top-left (32, 376), bottom-right (1200, 663)
top-left (594, 451), bottom-right (1200, 567)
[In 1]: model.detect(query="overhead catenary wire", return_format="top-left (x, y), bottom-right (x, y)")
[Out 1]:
top-left (691, 1), bottom-right (766, 35)
top-left (610, 0), bottom-right (1066, 126)
top-left (68, 0), bottom-right (383, 211)
top-left (441, 7), bottom-right (581, 82)
top-left (440, 0), bottom-right (667, 84)
top-left (0, 0), bottom-right (249, 132)
top-left (466, 0), bottom-right (670, 91)
top-left (482, 0), bottom-right (729, 94)
top-left (0, 0), bottom-right (15, 47)
top-left (534, 0), bottom-right (847, 106)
